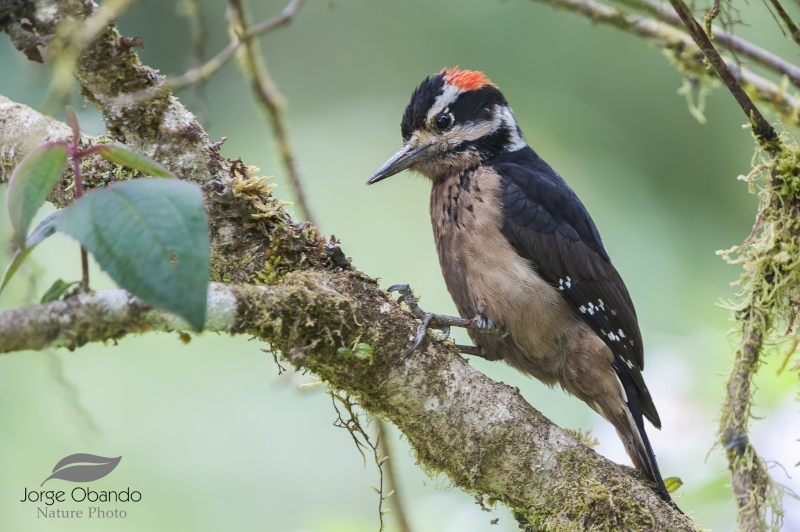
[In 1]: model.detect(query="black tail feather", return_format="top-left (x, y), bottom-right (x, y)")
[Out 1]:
top-left (613, 359), bottom-right (682, 513)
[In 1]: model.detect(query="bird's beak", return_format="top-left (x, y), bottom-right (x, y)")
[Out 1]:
top-left (366, 142), bottom-right (429, 185)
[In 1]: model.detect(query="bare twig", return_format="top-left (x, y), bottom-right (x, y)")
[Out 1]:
top-left (375, 419), bottom-right (414, 532)
top-left (529, 0), bottom-right (800, 124)
top-left (703, 0), bottom-right (720, 36)
top-left (615, 0), bottom-right (800, 90)
top-left (177, 0), bottom-right (211, 121)
top-left (113, 0), bottom-right (305, 107)
top-left (330, 390), bottom-right (387, 531)
top-left (227, 0), bottom-right (318, 226)
top-left (64, 107), bottom-right (90, 291)
top-left (667, 0), bottom-right (779, 153)
top-left (768, 0), bottom-right (800, 47)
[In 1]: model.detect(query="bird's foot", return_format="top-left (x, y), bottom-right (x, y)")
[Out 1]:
top-left (388, 284), bottom-right (505, 358)
top-left (388, 284), bottom-right (450, 357)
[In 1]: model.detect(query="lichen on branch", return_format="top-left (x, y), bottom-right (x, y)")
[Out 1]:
top-left (717, 141), bottom-right (800, 531)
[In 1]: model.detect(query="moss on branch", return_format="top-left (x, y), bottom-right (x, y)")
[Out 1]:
top-left (0, 270), bottom-right (698, 531)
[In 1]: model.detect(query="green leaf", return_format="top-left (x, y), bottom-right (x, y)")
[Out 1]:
top-left (26, 210), bottom-right (61, 247)
top-left (0, 248), bottom-right (33, 296)
top-left (41, 279), bottom-right (79, 303)
top-left (353, 343), bottom-right (374, 364)
top-left (664, 477), bottom-right (683, 494)
top-left (56, 179), bottom-right (209, 330)
top-left (96, 145), bottom-right (174, 178)
top-left (0, 210), bottom-right (61, 295)
top-left (6, 142), bottom-right (68, 248)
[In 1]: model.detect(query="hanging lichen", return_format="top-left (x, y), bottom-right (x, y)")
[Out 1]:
top-left (716, 138), bottom-right (800, 531)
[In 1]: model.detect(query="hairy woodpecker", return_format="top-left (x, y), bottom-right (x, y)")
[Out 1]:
top-left (367, 67), bottom-right (676, 505)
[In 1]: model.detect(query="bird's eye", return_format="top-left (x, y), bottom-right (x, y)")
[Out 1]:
top-left (435, 113), bottom-right (453, 131)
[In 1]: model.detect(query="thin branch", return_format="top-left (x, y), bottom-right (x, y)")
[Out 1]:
top-left (177, 0), bottom-right (211, 121)
top-left (668, 0), bottom-right (779, 153)
top-left (615, 0), bottom-right (800, 90)
top-left (719, 312), bottom-right (779, 532)
top-left (666, 1), bottom-right (787, 528)
top-left (113, 0), bottom-right (305, 107)
top-left (375, 419), bottom-right (414, 532)
top-left (0, 284), bottom-right (239, 353)
top-left (768, 0), bottom-right (800, 47)
top-left (528, 0), bottom-right (800, 125)
top-left (703, 0), bottom-right (720, 36)
top-left (227, 0), bottom-right (318, 226)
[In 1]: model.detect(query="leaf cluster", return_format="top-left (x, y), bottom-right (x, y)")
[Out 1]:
top-left (1, 110), bottom-right (210, 330)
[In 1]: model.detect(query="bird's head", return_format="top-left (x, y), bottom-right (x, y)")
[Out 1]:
top-left (367, 67), bottom-right (526, 185)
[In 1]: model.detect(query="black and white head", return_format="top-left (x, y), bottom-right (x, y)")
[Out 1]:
top-left (367, 67), bottom-right (527, 185)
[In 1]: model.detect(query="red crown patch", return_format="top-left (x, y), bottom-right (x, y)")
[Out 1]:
top-left (441, 67), bottom-right (495, 91)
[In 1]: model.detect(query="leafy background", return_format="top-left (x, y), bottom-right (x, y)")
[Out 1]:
top-left (1, 0), bottom-right (799, 530)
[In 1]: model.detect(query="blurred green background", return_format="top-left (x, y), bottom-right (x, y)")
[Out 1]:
top-left (1, 0), bottom-right (799, 529)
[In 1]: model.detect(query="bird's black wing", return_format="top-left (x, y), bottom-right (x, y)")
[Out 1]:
top-left (491, 148), bottom-right (661, 428)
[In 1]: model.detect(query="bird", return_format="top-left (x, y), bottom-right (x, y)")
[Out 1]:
top-left (366, 67), bottom-right (677, 506)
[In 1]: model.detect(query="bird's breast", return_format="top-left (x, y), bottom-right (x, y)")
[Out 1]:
top-left (430, 166), bottom-right (584, 365)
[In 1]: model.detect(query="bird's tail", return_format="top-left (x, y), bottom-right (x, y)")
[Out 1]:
top-left (610, 360), bottom-right (679, 510)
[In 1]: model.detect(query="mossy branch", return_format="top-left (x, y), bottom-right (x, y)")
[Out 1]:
top-left (0, 273), bottom-right (698, 531)
top-left (0, 0), bottom-right (222, 185)
top-left (716, 145), bottom-right (800, 531)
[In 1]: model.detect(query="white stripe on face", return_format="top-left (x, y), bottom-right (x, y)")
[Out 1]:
top-left (414, 104), bottom-right (524, 153)
top-left (498, 106), bottom-right (526, 152)
top-left (426, 83), bottom-right (462, 124)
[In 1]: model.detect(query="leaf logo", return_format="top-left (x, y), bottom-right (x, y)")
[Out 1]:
top-left (40, 454), bottom-right (122, 487)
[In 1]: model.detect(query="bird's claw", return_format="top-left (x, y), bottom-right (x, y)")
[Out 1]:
top-left (407, 313), bottom-right (433, 358)
top-left (404, 313), bottom-right (453, 358)
top-left (388, 283), bottom-right (425, 320)
top-left (388, 283), bottom-right (451, 357)
top-left (388, 284), bottom-right (505, 357)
